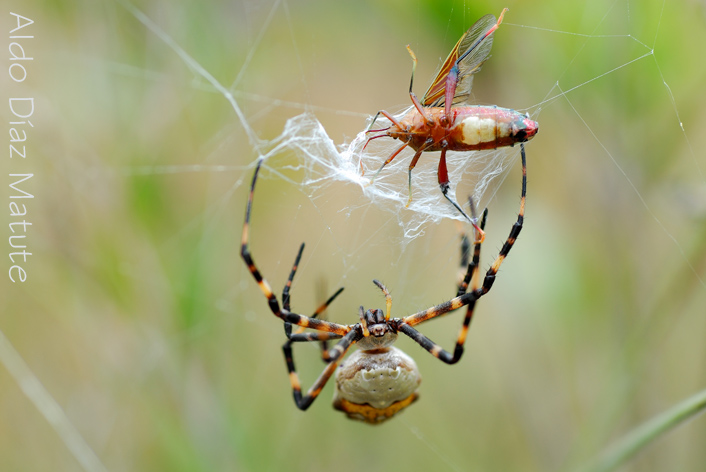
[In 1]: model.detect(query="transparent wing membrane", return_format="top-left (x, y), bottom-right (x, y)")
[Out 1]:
top-left (423, 14), bottom-right (498, 107)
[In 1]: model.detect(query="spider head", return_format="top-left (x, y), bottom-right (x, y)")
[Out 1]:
top-left (358, 307), bottom-right (398, 350)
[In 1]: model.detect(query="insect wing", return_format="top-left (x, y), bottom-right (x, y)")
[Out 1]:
top-left (422, 13), bottom-right (498, 107)
top-left (421, 29), bottom-right (470, 107)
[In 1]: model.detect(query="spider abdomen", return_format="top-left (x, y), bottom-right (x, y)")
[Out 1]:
top-left (333, 346), bottom-right (421, 424)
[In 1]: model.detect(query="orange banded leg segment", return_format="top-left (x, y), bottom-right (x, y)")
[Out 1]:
top-left (456, 231), bottom-right (472, 295)
top-left (401, 290), bottom-right (477, 327)
top-left (457, 207), bottom-right (488, 297)
top-left (398, 323), bottom-right (459, 364)
top-left (282, 242), bottom-right (304, 312)
top-left (286, 331), bottom-right (343, 343)
top-left (283, 329), bottom-right (360, 410)
top-left (397, 142), bottom-right (528, 362)
top-left (448, 207), bottom-right (488, 360)
top-left (403, 143), bottom-right (527, 327)
top-left (476, 143), bottom-right (526, 297)
top-left (241, 159), bottom-right (351, 337)
top-left (285, 286), bottom-right (345, 362)
top-left (396, 209), bottom-right (488, 365)
top-left (241, 161), bottom-right (284, 320)
top-left (281, 312), bottom-right (350, 336)
top-left (280, 240), bottom-right (344, 361)
top-left (372, 280), bottom-right (392, 321)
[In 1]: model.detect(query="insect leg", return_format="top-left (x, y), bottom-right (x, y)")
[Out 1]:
top-left (437, 148), bottom-right (473, 222)
top-left (438, 147), bottom-right (450, 186)
top-left (404, 143), bottom-right (430, 208)
top-left (367, 109), bottom-right (404, 133)
top-left (368, 142), bottom-right (408, 186)
top-left (405, 45), bottom-right (432, 123)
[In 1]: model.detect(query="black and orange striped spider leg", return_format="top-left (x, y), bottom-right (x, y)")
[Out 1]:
top-left (396, 143), bottom-right (527, 364)
top-left (396, 199), bottom-right (487, 364)
top-left (241, 160), bottom-right (361, 411)
top-left (457, 202), bottom-right (489, 297)
top-left (284, 327), bottom-right (360, 410)
top-left (283, 290), bottom-right (345, 362)
top-left (282, 268), bottom-right (353, 409)
top-left (475, 142), bottom-right (526, 299)
top-left (450, 204), bottom-right (489, 358)
top-left (240, 144), bottom-right (527, 421)
top-left (240, 161), bottom-right (352, 338)
top-left (281, 242), bottom-right (344, 361)
top-left (281, 242), bottom-right (305, 314)
top-left (283, 287), bottom-right (344, 362)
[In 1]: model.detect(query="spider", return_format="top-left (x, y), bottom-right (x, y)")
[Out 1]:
top-left (240, 144), bottom-right (527, 423)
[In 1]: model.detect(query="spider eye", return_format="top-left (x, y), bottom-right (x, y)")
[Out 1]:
top-left (369, 324), bottom-right (388, 337)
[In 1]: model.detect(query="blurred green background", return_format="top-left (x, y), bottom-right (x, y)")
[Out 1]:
top-left (2, 0), bottom-right (705, 471)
